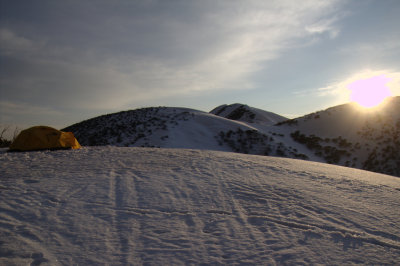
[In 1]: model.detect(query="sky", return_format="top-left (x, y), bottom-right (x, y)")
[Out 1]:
top-left (1, 0), bottom-right (400, 132)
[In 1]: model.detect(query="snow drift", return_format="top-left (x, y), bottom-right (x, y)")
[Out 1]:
top-left (1, 147), bottom-right (399, 265)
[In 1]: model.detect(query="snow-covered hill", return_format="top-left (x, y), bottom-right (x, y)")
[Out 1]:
top-left (275, 96), bottom-right (400, 176)
top-left (210, 103), bottom-right (287, 125)
top-left (63, 107), bottom-right (304, 158)
top-left (62, 97), bottom-right (400, 177)
top-left (1, 147), bottom-right (399, 265)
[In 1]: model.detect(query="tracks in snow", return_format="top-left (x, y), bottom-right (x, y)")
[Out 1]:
top-left (108, 160), bottom-right (141, 265)
top-left (1, 147), bottom-right (399, 265)
top-left (99, 151), bottom-right (400, 264)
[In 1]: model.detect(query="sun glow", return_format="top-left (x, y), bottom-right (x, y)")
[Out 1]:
top-left (348, 75), bottom-right (392, 108)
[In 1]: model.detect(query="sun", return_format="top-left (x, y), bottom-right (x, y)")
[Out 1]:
top-left (348, 75), bottom-right (392, 108)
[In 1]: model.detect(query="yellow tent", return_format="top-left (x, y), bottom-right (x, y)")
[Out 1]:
top-left (9, 126), bottom-right (81, 151)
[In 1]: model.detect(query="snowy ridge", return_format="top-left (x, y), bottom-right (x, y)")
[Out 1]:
top-left (210, 103), bottom-right (287, 125)
top-left (63, 97), bottom-right (400, 177)
top-left (63, 107), bottom-right (304, 158)
top-left (275, 96), bottom-right (400, 176)
top-left (0, 147), bottom-right (399, 265)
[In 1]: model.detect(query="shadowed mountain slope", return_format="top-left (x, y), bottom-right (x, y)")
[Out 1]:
top-left (210, 103), bottom-right (287, 125)
top-left (63, 97), bottom-right (400, 177)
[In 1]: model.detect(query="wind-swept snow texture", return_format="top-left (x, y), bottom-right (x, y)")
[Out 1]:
top-left (1, 147), bottom-right (399, 265)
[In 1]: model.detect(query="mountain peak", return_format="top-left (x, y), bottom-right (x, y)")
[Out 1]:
top-left (210, 103), bottom-right (287, 125)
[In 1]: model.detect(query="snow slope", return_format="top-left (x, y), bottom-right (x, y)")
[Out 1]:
top-left (63, 107), bottom-right (302, 158)
top-left (1, 147), bottom-right (399, 265)
top-left (275, 96), bottom-right (400, 176)
top-left (63, 107), bottom-right (253, 149)
top-left (61, 97), bottom-right (400, 177)
top-left (210, 103), bottom-right (287, 125)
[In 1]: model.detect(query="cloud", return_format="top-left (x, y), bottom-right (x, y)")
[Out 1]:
top-left (0, 101), bottom-right (63, 116)
top-left (337, 40), bottom-right (400, 62)
top-left (0, 0), bottom-right (346, 112)
top-left (315, 69), bottom-right (400, 104)
top-left (0, 100), bottom-right (65, 132)
top-left (0, 28), bottom-right (36, 54)
top-left (305, 17), bottom-right (341, 39)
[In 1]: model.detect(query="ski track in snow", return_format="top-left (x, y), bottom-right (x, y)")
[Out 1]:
top-left (0, 147), bottom-right (399, 265)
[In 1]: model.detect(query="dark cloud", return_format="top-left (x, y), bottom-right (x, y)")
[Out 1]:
top-left (1, 0), bottom-right (399, 128)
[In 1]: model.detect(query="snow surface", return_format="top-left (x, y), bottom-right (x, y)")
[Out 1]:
top-left (1, 147), bottom-right (399, 265)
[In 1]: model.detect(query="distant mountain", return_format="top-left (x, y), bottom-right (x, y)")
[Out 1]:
top-left (210, 103), bottom-right (287, 125)
top-left (63, 97), bottom-right (400, 177)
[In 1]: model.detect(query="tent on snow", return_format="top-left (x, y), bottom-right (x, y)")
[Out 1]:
top-left (9, 126), bottom-right (81, 151)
